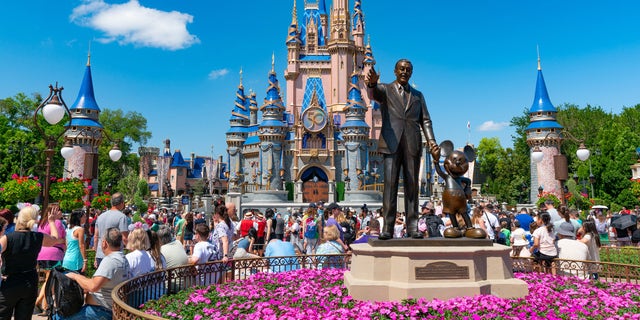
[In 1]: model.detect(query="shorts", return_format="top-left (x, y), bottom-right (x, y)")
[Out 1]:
top-left (255, 236), bottom-right (265, 249)
top-left (38, 260), bottom-right (61, 270)
top-left (533, 251), bottom-right (557, 267)
top-left (183, 233), bottom-right (194, 241)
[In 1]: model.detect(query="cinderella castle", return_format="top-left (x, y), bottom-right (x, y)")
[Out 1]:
top-left (224, 0), bottom-right (414, 207)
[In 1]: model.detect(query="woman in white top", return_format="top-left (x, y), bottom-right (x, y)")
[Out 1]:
top-left (471, 207), bottom-right (488, 236)
top-left (579, 220), bottom-right (601, 280)
top-left (393, 217), bottom-right (405, 239)
top-left (126, 223), bottom-right (154, 277)
top-left (529, 212), bottom-right (557, 274)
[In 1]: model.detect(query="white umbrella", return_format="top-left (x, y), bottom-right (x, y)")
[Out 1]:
top-left (591, 205), bottom-right (608, 210)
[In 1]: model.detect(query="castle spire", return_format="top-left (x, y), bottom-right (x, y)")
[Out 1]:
top-left (86, 41), bottom-right (91, 67)
top-left (537, 45), bottom-right (541, 70)
top-left (352, 0), bottom-right (365, 47)
top-left (286, 0), bottom-right (302, 45)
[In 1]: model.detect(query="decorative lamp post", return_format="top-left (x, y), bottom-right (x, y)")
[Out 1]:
top-left (538, 185), bottom-right (544, 196)
top-left (33, 84), bottom-right (74, 215)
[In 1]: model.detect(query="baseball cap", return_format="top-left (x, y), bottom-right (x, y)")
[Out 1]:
top-left (326, 202), bottom-right (341, 211)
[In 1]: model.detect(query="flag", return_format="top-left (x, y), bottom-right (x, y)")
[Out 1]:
top-left (467, 121), bottom-right (471, 129)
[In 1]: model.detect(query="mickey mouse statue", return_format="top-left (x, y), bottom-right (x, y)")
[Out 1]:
top-left (432, 140), bottom-right (487, 239)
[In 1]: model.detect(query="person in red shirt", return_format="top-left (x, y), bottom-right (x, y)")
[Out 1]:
top-left (255, 212), bottom-right (267, 256)
top-left (239, 212), bottom-right (254, 237)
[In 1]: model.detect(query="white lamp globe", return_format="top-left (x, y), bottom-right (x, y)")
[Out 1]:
top-left (531, 148), bottom-right (544, 163)
top-left (42, 102), bottom-right (65, 125)
top-left (60, 145), bottom-right (75, 160)
top-left (109, 149), bottom-right (122, 162)
top-left (576, 147), bottom-right (590, 161)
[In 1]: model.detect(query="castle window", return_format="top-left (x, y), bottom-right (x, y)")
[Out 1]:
top-left (537, 112), bottom-right (542, 116)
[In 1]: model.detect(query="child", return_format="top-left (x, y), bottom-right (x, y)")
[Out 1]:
top-left (499, 221), bottom-right (511, 246)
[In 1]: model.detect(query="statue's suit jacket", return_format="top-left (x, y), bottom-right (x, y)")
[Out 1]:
top-left (369, 81), bottom-right (435, 155)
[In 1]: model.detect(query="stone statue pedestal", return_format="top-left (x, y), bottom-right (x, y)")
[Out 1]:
top-left (344, 239), bottom-right (528, 302)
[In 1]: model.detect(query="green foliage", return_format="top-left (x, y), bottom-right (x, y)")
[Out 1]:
top-left (49, 177), bottom-right (88, 212)
top-left (0, 174), bottom-right (41, 203)
top-left (599, 247), bottom-right (640, 265)
top-left (536, 192), bottom-right (560, 208)
top-left (134, 194), bottom-right (148, 216)
top-left (131, 211), bottom-right (144, 223)
top-left (91, 192), bottom-right (111, 210)
top-left (136, 179), bottom-right (149, 198)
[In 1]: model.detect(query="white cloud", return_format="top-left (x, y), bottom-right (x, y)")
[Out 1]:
top-left (70, 0), bottom-right (199, 50)
top-left (208, 69), bottom-right (229, 80)
top-left (478, 120), bottom-right (509, 132)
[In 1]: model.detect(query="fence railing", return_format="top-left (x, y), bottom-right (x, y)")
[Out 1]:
top-left (113, 251), bottom-right (640, 320)
top-left (112, 254), bottom-right (351, 320)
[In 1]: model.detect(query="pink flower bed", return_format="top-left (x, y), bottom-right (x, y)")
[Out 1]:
top-left (142, 269), bottom-right (640, 319)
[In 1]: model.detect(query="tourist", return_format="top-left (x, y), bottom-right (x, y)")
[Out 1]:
top-left (481, 204), bottom-right (499, 241)
top-left (94, 192), bottom-right (129, 268)
top-left (393, 216), bottom-right (405, 239)
top-left (498, 221), bottom-right (511, 246)
top-left (315, 225), bottom-right (345, 269)
top-left (63, 228), bottom-right (131, 320)
top-left (545, 200), bottom-right (562, 223)
top-left (147, 230), bottom-right (166, 271)
top-left (233, 228), bottom-right (260, 259)
top-left (157, 224), bottom-right (188, 268)
top-left (338, 211), bottom-right (356, 244)
top-left (239, 211), bottom-right (254, 237)
top-left (510, 220), bottom-right (530, 257)
top-left (302, 208), bottom-right (319, 254)
top-left (275, 212), bottom-right (285, 241)
top-left (62, 210), bottom-right (88, 274)
top-left (0, 217), bottom-right (7, 287)
top-left (35, 203), bottom-right (67, 314)
top-left (579, 220), bottom-right (601, 279)
top-left (471, 207), bottom-right (488, 237)
top-left (209, 205), bottom-right (234, 263)
top-left (553, 206), bottom-right (580, 239)
top-left (529, 212), bottom-right (557, 274)
top-left (182, 212), bottom-right (195, 253)
top-left (0, 205), bottom-right (65, 319)
top-left (264, 238), bottom-right (298, 273)
top-left (595, 211), bottom-right (610, 245)
top-left (189, 224), bottom-right (216, 265)
top-left (287, 216), bottom-right (303, 253)
top-left (126, 223), bottom-right (155, 277)
top-left (556, 221), bottom-right (588, 277)
top-left (194, 212), bottom-right (206, 226)
top-left (254, 212), bottom-right (267, 255)
top-left (324, 203), bottom-right (349, 251)
top-left (174, 212), bottom-right (186, 244)
top-left (353, 218), bottom-right (381, 244)
top-left (0, 209), bottom-right (15, 235)
top-left (515, 208), bottom-right (534, 233)
top-left (265, 208), bottom-right (276, 242)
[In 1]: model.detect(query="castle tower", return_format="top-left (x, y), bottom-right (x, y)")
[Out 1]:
top-left (249, 91), bottom-right (258, 126)
top-left (64, 52), bottom-right (103, 185)
top-left (525, 55), bottom-right (564, 202)
top-left (352, 0), bottom-right (365, 47)
top-left (258, 57), bottom-right (287, 190)
top-left (341, 59), bottom-right (370, 190)
top-left (226, 75), bottom-right (250, 187)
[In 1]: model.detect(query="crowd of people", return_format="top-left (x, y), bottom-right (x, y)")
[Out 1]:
top-left (0, 192), bottom-right (637, 319)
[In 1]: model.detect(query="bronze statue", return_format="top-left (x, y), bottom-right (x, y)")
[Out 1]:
top-left (366, 59), bottom-right (439, 240)
top-left (432, 141), bottom-right (486, 238)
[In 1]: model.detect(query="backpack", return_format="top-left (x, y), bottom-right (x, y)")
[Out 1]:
top-left (304, 219), bottom-right (318, 239)
top-left (496, 230), bottom-right (508, 245)
top-left (45, 266), bottom-right (84, 318)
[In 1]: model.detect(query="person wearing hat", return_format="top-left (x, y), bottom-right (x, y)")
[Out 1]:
top-left (239, 211), bottom-right (254, 238)
top-left (324, 203), bottom-right (349, 251)
top-left (556, 221), bottom-right (588, 275)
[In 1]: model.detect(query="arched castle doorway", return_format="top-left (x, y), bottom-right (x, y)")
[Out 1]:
top-left (301, 166), bottom-right (329, 203)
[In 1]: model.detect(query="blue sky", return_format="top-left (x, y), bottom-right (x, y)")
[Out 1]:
top-left (2, 0), bottom-right (640, 159)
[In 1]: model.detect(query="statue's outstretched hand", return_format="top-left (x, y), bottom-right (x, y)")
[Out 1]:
top-left (429, 140), bottom-right (440, 159)
top-left (366, 67), bottom-right (379, 87)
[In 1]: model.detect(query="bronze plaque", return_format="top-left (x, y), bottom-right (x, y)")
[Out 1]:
top-left (415, 261), bottom-right (469, 280)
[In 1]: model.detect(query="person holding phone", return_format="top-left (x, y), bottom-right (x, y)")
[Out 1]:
top-left (34, 203), bottom-right (67, 314)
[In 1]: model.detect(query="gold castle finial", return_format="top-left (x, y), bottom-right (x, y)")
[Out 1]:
top-left (292, 0), bottom-right (298, 24)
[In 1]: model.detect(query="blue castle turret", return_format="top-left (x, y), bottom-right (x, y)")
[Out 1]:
top-left (258, 56), bottom-right (286, 190)
top-left (226, 72), bottom-right (251, 187)
top-left (64, 52), bottom-right (104, 181)
top-left (525, 54), bottom-right (564, 201)
top-left (341, 64), bottom-right (370, 190)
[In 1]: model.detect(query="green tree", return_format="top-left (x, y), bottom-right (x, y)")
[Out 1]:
top-left (97, 109), bottom-right (152, 192)
top-left (476, 137), bottom-right (503, 179)
top-left (136, 179), bottom-right (149, 198)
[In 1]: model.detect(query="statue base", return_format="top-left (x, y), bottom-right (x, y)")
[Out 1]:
top-left (344, 240), bottom-right (528, 302)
